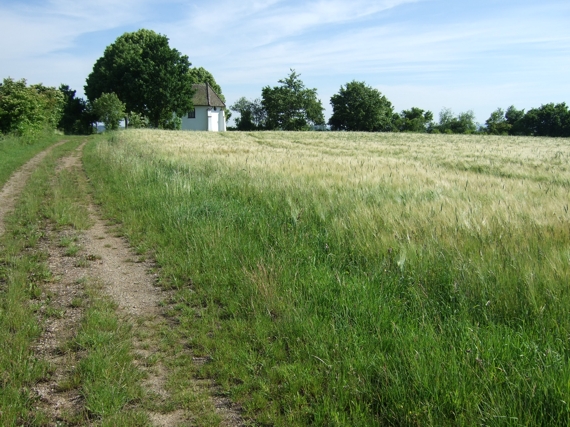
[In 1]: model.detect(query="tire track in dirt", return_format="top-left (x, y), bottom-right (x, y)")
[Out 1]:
top-left (34, 142), bottom-right (244, 426)
top-left (34, 142), bottom-right (187, 425)
top-left (0, 140), bottom-right (68, 235)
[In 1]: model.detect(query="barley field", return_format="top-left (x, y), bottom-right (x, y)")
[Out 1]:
top-left (84, 130), bottom-right (570, 426)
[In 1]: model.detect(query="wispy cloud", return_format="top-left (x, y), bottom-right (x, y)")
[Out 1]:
top-left (165, 0), bottom-right (421, 57)
top-left (0, 0), bottom-right (153, 59)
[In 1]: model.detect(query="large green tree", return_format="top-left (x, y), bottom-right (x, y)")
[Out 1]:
top-left (262, 70), bottom-right (325, 131)
top-left (329, 81), bottom-right (394, 131)
top-left (520, 103), bottom-right (570, 137)
top-left (84, 29), bottom-right (194, 128)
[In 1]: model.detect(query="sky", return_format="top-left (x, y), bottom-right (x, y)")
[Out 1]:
top-left (1, 0), bottom-right (569, 126)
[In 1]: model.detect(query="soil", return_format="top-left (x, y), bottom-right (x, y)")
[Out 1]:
top-left (0, 140), bottom-right (244, 426)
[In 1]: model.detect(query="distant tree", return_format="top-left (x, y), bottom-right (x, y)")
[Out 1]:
top-left (0, 77), bottom-right (64, 137)
top-left (262, 70), bottom-right (325, 131)
top-left (485, 108), bottom-right (511, 135)
top-left (394, 107), bottom-right (433, 132)
top-left (329, 81), bottom-right (394, 132)
top-left (505, 105), bottom-right (525, 135)
top-left (230, 97), bottom-right (266, 130)
top-left (434, 108), bottom-right (477, 134)
top-left (435, 108), bottom-right (454, 134)
top-left (58, 84), bottom-right (84, 134)
top-left (93, 93), bottom-right (125, 131)
top-left (85, 29), bottom-right (194, 129)
top-left (58, 85), bottom-right (96, 134)
top-left (188, 66), bottom-right (231, 121)
top-left (484, 104), bottom-right (570, 137)
top-left (520, 103), bottom-right (570, 137)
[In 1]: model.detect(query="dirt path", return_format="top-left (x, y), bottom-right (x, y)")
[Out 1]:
top-left (2, 141), bottom-right (243, 426)
top-left (0, 140), bottom-right (68, 235)
top-left (36, 142), bottom-right (187, 425)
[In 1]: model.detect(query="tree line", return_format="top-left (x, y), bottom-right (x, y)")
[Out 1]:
top-left (1, 28), bottom-right (568, 138)
top-left (231, 71), bottom-right (570, 137)
top-left (1, 29), bottom-right (227, 137)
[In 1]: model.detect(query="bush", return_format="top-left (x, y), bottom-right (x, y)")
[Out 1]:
top-left (0, 78), bottom-right (64, 137)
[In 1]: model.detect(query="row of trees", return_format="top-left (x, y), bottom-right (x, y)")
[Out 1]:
top-left (484, 104), bottom-right (570, 137)
top-left (0, 78), bottom-right (137, 137)
top-left (231, 72), bottom-right (570, 137)
top-left (1, 29), bottom-right (229, 137)
top-left (2, 27), bottom-right (568, 137)
top-left (229, 75), bottom-right (438, 133)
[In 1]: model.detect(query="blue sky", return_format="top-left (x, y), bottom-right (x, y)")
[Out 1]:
top-left (1, 0), bottom-right (569, 125)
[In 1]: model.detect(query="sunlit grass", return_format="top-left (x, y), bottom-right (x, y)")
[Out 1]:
top-left (84, 130), bottom-right (570, 426)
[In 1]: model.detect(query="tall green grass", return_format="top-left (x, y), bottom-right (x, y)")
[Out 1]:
top-left (84, 130), bottom-right (570, 426)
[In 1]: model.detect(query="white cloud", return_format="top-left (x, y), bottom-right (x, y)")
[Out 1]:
top-left (0, 0), bottom-right (160, 60)
top-left (207, 3), bottom-right (570, 84)
top-left (166, 0), bottom-right (421, 54)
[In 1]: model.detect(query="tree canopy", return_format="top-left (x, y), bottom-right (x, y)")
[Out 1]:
top-left (329, 81), bottom-right (394, 131)
top-left (433, 108), bottom-right (477, 134)
top-left (84, 29), bottom-right (194, 129)
top-left (394, 107), bottom-right (433, 133)
top-left (262, 70), bottom-right (325, 131)
top-left (230, 97), bottom-right (266, 130)
top-left (504, 106), bottom-right (525, 135)
top-left (519, 103), bottom-right (570, 137)
top-left (58, 84), bottom-right (96, 135)
top-left (93, 92), bottom-right (126, 131)
top-left (482, 104), bottom-right (570, 137)
top-left (485, 108), bottom-right (510, 135)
